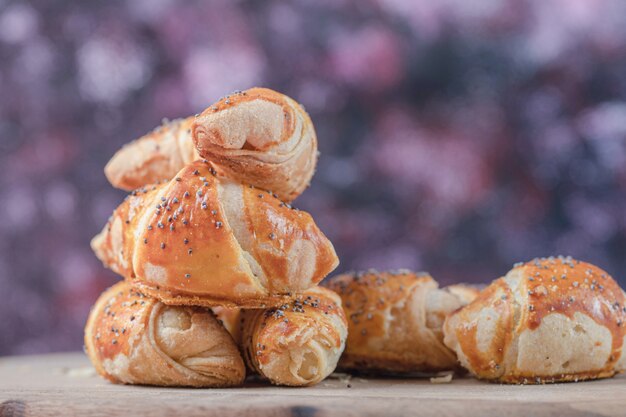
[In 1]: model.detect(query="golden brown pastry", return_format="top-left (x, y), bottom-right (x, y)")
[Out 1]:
top-left (326, 269), bottom-right (469, 374)
top-left (239, 287), bottom-right (348, 386)
top-left (211, 306), bottom-right (242, 345)
top-left (104, 88), bottom-right (316, 202)
top-left (443, 256), bottom-right (626, 384)
top-left (192, 88), bottom-right (317, 203)
top-left (104, 118), bottom-right (200, 192)
top-left (91, 160), bottom-right (338, 308)
top-left (84, 282), bottom-right (245, 387)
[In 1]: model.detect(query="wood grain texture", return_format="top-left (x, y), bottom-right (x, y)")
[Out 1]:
top-left (1, 353), bottom-right (626, 417)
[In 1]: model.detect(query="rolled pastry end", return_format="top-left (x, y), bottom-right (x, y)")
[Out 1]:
top-left (241, 287), bottom-right (347, 386)
top-left (84, 282), bottom-right (245, 387)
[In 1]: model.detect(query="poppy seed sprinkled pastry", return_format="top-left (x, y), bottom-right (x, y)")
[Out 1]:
top-left (91, 160), bottom-right (339, 308)
top-left (192, 87), bottom-right (317, 203)
top-left (326, 269), bottom-right (471, 374)
top-left (105, 88), bottom-right (317, 202)
top-left (443, 256), bottom-right (626, 384)
top-left (84, 282), bottom-right (245, 387)
top-left (238, 286), bottom-right (347, 386)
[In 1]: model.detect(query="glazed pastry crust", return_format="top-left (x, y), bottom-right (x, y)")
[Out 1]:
top-left (104, 88), bottom-right (316, 203)
top-left (192, 88), bottom-right (317, 203)
top-left (326, 269), bottom-right (467, 374)
top-left (91, 160), bottom-right (338, 308)
top-left (443, 257), bottom-right (626, 384)
top-left (239, 287), bottom-right (348, 386)
top-left (84, 282), bottom-right (245, 387)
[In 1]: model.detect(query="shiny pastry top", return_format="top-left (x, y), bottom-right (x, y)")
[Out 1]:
top-left (240, 286), bottom-right (348, 386)
top-left (443, 256), bottom-right (626, 383)
top-left (192, 87), bottom-right (317, 202)
top-left (104, 87), bottom-right (316, 202)
top-left (84, 282), bottom-right (245, 387)
top-left (92, 160), bottom-right (339, 308)
top-left (327, 269), bottom-right (470, 374)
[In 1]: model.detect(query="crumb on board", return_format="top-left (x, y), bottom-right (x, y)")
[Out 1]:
top-left (430, 372), bottom-right (454, 384)
top-left (329, 372), bottom-right (353, 387)
top-left (62, 367), bottom-right (97, 378)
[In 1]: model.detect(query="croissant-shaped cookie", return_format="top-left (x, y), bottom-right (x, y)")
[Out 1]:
top-left (84, 282), bottom-right (245, 387)
top-left (443, 257), bottom-right (626, 384)
top-left (237, 286), bottom-right (347, 386)
top-left (104, 88), bottom-right (316, 202)
top-left (91, 160), bottom-right (338, 308)
top-left (327, 269), bottom-right (471, 374)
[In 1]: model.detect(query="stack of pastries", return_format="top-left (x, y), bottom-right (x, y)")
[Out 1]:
top-left (86, 88), bottom-right (348, 387)
top-left (86, 87), bottom-right (626, 388)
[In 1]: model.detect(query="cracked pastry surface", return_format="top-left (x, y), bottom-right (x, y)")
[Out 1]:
top-left (443, 256), bottom-right (626, 384)
top-left (326, 269), bottom-right (474, 374)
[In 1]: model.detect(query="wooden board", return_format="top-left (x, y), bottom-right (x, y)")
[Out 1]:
top-left (2, 353), bottom-right (626, 417)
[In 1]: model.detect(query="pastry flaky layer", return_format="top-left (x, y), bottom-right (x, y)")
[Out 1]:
top-left (84, 282), bottom-right (245, 387)
top-left (326, 269), bottom-right (478, 374)
top-left (104, 87), bottom-right (317, 203)
top-left (443, 256), bottom-right (626, 384)
top-left (91, 160), bottom-right (339, 308)
top-left (235, 286), bottom-right (348, 386)
top-left (104, 118), bottom-right (199, 193)
top-left (192, 88), bottom-right (318, 203)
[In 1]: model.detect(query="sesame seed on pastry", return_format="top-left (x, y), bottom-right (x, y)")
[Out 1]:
top-left (105, 88), bottom-right (316, 203)
top-left (237, 286), bottom-right (348, 386)
top-left (326, 269), bottom-right (471, 375)
top-left (92, 160), bottom-right (338, 308)
top-left (84, 282), bottom-right (245, 387)
top-left (443, 256), bottom-right (626, 384)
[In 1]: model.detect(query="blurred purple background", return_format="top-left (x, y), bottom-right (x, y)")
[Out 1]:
top-left (1, 0), bottom-right (626, 355)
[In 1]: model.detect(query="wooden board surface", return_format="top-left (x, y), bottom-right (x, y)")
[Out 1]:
top-left (1, 353), bottom-right (626, 417)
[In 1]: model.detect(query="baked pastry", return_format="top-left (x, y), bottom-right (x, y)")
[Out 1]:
top-left (210, 287), bottom-right (347, 386)
top-left (91, 160), bottom-right (338, 308)
top-left (104, 118), bottom-right (199, 193)
top-left (446, 284), bottom-right (482, 305)
top-left (84, 282), bottom-right (245, 387)
top-left (211, 306), bottom-right (242, 345)
top-left (326, 269), bottom-right (469, 374)
top-left (104, 88), bottom-right (316, 202)
top-left (443, 256), bottom-right (626, 384)
top-left (239, 287), bottom-right (347, 386)
top-left (192, 88), bottom-right (317, 203)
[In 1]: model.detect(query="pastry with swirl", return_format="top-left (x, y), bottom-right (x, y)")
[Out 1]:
top-left (237, 287), bottom-right (347, 386)
top-left (105, 88), bottom-right (316, 202)
top-left (84, 282), bottom-right (245, 387)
